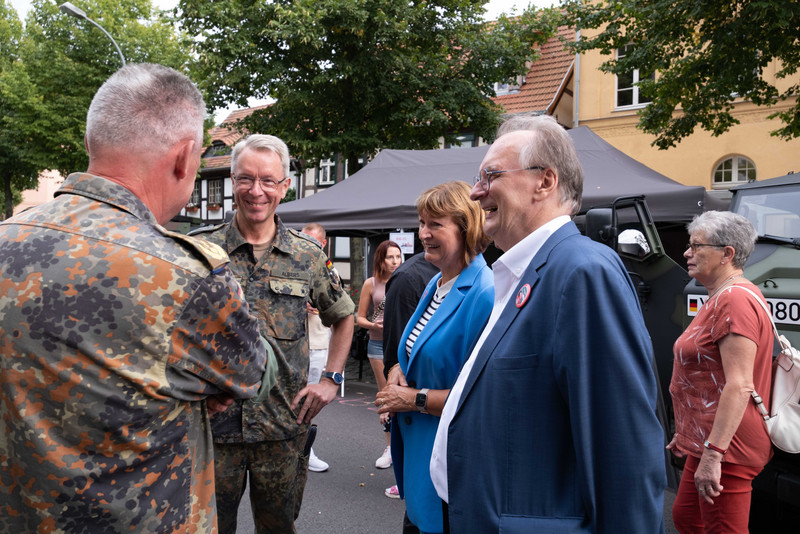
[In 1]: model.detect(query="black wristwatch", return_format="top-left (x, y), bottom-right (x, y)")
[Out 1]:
top-left (415, 388), bottom-right (429, 414)
top-left (322, 371), bottom-right (344, 385)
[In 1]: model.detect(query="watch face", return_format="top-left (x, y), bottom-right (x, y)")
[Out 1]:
top-left (415, 393), bottom-right (426, 407)
top-left (326, 372), bottom-right (343, 384)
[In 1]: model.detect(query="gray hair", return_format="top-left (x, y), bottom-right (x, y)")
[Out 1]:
top-left (688, 211), bottom-right (757, 268)
top-left (301, 222), bottom-right (326, 241)
top-left (231, 134), bottom-right (291, 178)
top-left (86, 63), bottom-right (205, 156)
top-left (496, 114), bottom-right (583, 216)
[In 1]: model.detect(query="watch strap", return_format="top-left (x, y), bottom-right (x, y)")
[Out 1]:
top-left (322, 371), bottom-right (343, 385)
top-left (417, 388), bottom-right (430, 414)
top-left (703, 439), bottom-right (727, 455)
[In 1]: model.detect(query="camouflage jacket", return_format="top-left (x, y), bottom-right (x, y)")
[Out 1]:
top-left (193, 216), bottom-right (354, 442)
top-left (0, 173), bottom-right (267, 533)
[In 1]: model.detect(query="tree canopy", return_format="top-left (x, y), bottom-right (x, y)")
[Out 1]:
top-left (0, 0), bottom-right (193, 218)
top-left (178, 0), bottom-right (559, 168)
top-left (0, 1), bottom-right (40, 216)
top-left (21, 0), bottom-right (193, 176)
top-left (563, 0), bottom-right (800, 149)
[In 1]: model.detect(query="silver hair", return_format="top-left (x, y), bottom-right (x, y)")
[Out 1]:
top-left (301, 222), bottom-right (326, 241)
top-left (687, 211), bottom-right (757, 268)
top-left (230, 134), bottom-right (291, 178)
top-left (496, 114), bottom-right (583, 216)
top-left (86, 63), bottom-right (205, 156)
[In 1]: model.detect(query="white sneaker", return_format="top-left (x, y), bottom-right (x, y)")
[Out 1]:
top-left (375, 446), bottom-right (392, 469)
top-left (308, 449), bottom-right (329, 472)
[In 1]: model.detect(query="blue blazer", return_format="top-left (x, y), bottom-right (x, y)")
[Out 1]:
top-left (444, 222), bottom-right (666, 533)
top-left (391, 254), bottom-right (493, 533)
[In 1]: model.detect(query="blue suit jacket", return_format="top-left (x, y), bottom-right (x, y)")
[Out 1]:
top-left (392, 254), bottom-right (493, 533)
top-left (445, 222), bottom-right (666, 533)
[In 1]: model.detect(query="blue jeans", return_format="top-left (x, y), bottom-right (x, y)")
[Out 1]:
top-left (367, 339), bottom-right (383, 360)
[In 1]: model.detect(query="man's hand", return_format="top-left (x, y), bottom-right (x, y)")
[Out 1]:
top-left (207, 394), bottom-right (235, 415)
top-left (291, 380), bottom-right (339, 424)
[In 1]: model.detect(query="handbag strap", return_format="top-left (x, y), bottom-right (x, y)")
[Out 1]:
top-left (724, 285), bottom-right (782, 345)
top-left (723, 284), bottom-right (776, 421)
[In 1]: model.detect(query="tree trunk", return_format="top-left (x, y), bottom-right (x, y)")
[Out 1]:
top-left (345, 153), bottom-right (366, 304)
top-left (3, 173), bottom-right (13, 220)
top-left (349, 237), bottom-right (365, 304)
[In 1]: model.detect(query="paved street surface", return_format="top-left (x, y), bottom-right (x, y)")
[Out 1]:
top-left (236, 360), bottom-right (407, 533)
top-left (235, 358), bottom-right (678, 533)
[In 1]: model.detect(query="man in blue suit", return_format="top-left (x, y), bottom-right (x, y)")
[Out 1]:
top-left (430, 115), bottom-right (666, 533)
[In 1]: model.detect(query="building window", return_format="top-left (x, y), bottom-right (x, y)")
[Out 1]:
top-left (332, 236), bottom-right (350, 259)
top-left (318, 158), bottom-right (336, 186)
top-left (345, 156), bottom-right (366, 179)
top-left (188, 181), bottom-right (201, 208)
top-left (616, 45), bottom-right (653, 108)
top-left (493, 75), bottom-right (523, 96)
top-left (445, 133), bottom-right (477, 149)
top-left (712, 156), bottom-right (756, 189)
top-left (208, 179), bottom-right (223, 205)
top-left (494, 82), bottom-right (512, 95)
top-left (203, 142), bottom-right (231, 158)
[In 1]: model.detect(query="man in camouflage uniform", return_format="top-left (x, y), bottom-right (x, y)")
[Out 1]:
top-left (0, 64), bottom-right (271, 533)
top-left (192, 134), bottom-right (354, 533)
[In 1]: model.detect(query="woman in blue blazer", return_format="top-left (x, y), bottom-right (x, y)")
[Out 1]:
top-left (375, 181), bottom-right (494, 534)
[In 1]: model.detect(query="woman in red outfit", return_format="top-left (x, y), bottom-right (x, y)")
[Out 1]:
top-left (668, 210), bottom-right (773, 533)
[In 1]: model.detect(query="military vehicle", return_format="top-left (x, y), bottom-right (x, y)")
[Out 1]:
top-left (586, 173), bottom-right (800, 532)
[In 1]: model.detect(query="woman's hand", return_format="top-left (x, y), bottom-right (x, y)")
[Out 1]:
top-left (369, 319), bottom-right (384, 335)
top-left (386, 364), bottom-right (408, 387)
top-left (665, 434), bottom-right (685, 458)
top-left (375, 384), bottom-right (415, 414)
top-left (695, 450), bottom-right (724, 504)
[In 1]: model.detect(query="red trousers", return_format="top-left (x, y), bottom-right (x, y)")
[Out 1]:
top-left (673, 454), bottom-right (762, 534)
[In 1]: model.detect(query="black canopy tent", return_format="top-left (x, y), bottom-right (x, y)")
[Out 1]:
top-left (277, 126), bottom-right (706, 236)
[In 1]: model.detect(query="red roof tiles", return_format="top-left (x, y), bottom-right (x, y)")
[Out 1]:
top-left (493, 25), bottom-right (575, 114)
top-left (203, 105), bottom-right (270, 170)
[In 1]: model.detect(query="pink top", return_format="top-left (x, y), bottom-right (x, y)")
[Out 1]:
top-left (369, 277), bottom-right (386, 341)
top-left (670, 282), bottom-right (773, 467)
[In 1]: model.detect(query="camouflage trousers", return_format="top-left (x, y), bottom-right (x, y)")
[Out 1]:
top-left (214, 433), bottom-right (309, 534)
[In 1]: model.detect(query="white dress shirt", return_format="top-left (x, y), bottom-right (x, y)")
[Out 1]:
top-left (429, 215), bottom-right (571, 502)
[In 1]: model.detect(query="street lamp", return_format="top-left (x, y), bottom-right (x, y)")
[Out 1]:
top-left (58, 2), bottom-right (126, 67)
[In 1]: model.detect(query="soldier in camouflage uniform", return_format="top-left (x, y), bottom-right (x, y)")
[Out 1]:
top-left (0, 64), bottom-right (271, 534)
top-left (192, 134), bottom-right (355, 534)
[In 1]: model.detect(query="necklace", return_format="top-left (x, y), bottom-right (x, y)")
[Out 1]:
top-left (707, 274), bottom-right (744, 301)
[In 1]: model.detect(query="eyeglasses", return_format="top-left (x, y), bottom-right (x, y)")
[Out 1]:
top-left (232, 174), bottom-right (287, 190)
top-left (686, 242), bottom-right (729, 252)
top-left (473, 166), bottom-right (545, 192)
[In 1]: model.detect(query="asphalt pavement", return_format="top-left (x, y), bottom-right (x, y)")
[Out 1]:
top-left (235, 359), bottom-right (407, 533)
top-left (234, 357), bottom-right (678, 533)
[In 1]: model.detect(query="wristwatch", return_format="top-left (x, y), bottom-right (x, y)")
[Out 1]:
top-left (322, 371), bottom-right (344, 385)
top-left (415, 388), bottom-right (430, 414)
top-left (703, 439), bottom-right (727, 455)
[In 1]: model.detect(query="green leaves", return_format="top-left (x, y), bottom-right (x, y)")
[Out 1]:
top-left (181, 0), bottom-right (558, 166)
top-left (0, 0), bottom-right (193, 218)
top-left (564, 0), bottom-right (800, 148)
